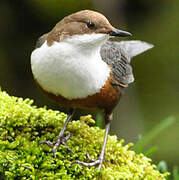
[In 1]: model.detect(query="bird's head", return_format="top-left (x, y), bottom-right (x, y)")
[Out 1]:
top-left (46, 10), bottom-right (132, 47)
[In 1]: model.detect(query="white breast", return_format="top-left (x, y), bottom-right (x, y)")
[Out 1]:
top-left (31, 34), bottom-right (110, 100)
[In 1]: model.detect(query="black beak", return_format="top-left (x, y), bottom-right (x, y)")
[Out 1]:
top-left (109, 29), bottom-right (132, 37)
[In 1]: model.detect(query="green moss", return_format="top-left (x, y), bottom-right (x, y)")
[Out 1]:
top-left (0, 89), bottom-right (168, 179)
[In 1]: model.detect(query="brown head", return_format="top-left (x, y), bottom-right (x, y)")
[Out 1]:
top-left (46, 10), bottom-right (131, 46)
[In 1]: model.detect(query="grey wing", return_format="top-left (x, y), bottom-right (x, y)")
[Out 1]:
top-left (35, 33), bottom-right (48, 49)
top-left (100, 41), bottom-right (134, 86)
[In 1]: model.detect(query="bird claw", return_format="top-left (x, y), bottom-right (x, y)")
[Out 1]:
top-left (40, 133), bottom-right (73, 157)
top-left (85, 152), bottom-right (96, 162)
top-left (39, 141), bottom-right (55, 147)
top-left (71, 152), bottom-right (103, 170)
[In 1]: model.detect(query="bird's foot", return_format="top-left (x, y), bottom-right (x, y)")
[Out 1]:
top-left (72, 152), bottom-right (103, 170)
top-left (40, 133), bottom-right (73, 157)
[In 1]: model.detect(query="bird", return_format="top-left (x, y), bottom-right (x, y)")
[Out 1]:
top-left (31, 10), bottom-right (153, 170)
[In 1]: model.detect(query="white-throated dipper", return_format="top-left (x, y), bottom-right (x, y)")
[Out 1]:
top-left (31, 10), bottom-right (153, 170)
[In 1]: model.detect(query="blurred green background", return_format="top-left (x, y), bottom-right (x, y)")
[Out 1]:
top-left (0, 0), bottom-right (178, 175)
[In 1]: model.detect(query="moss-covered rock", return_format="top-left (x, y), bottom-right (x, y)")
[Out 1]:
top-left (0, 89), bottom-right (168, 179)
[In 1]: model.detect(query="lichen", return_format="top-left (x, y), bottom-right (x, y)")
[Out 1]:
top-left (0, 89), bottom-right (169, 179)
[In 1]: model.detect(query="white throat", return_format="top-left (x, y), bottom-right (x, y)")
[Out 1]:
top-left (31, 33), bottom-right (110, 99)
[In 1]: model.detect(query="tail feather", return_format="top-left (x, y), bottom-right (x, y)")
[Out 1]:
top-left (117, 40), bottom-right (154, 59)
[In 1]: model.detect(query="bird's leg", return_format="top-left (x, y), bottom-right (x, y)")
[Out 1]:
top-left (72, 113), bottom-right (112, 170)
top-left (40, 108), bottom-right (76, 157)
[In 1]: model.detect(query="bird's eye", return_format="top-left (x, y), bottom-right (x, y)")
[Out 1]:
top-left (87, 21), bottom-right (95, 29)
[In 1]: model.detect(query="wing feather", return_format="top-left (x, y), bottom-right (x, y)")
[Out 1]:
top-left (100, 40), bottom-right (153, 86)
top-left (35, 34), bottom-right (48, 49)
top-left (100, 41), bottom-right (134, 86)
